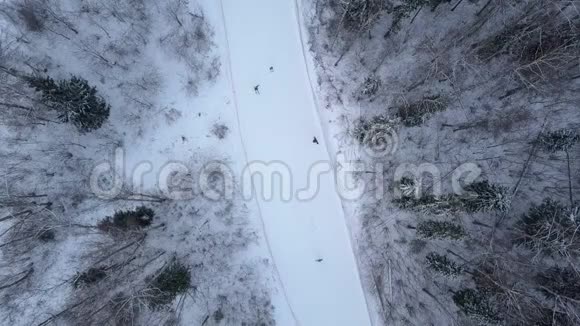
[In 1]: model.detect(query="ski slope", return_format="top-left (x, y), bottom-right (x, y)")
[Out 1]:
top-left (218, 0), bottom-right (372, 325)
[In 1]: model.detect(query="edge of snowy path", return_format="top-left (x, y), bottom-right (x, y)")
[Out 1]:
top-left (217, 0), bottom-right (301, 324)
top-left (291, 1), bottom-right (375, 324)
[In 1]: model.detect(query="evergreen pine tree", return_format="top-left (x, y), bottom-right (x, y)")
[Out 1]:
top-left (28, 75), bottom-right (110, 132)
top-left (416, 220), bottom-right (466, 240)
top-left (453, 288), bottom-right (501, 325)
top-left (393, 180), bottom-right (508, 214)
top-left (425, 252), bottom-right (462, 277)
top-left (462, 180), bottom-right (511, 213)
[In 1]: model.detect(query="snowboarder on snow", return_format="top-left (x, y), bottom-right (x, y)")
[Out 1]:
top-left (254, 85), bottom-right (260, 94)
top-left (315, 258), bottom-right (323, 262)
top-left (312, 137), bottom-right (319, 144)
top-left (269, 66), bottom-right (274, 72)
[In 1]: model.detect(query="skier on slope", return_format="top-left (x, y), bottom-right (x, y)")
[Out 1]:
top-left (312, 137), bottom-right (319, 144)
top-left (254, 85), bottom-right (260, 94)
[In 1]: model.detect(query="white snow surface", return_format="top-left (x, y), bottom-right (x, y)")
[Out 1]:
top-left (217, 0), bottom-right (372, 325)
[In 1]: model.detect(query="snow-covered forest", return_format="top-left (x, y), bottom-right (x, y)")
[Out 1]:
top-left (304, 0), bottom-right (580, 325)
top-left (0, 0), bottom-right (277, 325)
top-left (2, 0), bottom-right (580, 325)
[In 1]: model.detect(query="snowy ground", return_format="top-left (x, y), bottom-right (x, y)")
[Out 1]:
top-left (218, 0), bottom-right (371, 324)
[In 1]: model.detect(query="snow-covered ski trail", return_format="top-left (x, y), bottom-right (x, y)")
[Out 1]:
top-left (216, 1), bottom-right (299, 325)
top-left (218, 0), bottom-right (372, 325)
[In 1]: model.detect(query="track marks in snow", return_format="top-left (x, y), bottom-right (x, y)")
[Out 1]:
top-left (216, 1), bottom-right (300, 324)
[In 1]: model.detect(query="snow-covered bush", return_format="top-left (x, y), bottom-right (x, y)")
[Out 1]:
top-left (425, 252), bottom-right (462, 277)
top-left (453, 288), bottom-right (501, 325)
top-left (147, 260), bottom-right (191, 306)
top-left (38, 229), bottom-right (55, 241)
top-left (537, 129), bottom-right (579, 153)
top-left (396, 176), bottom-right (417, 198)
top-left (98, 206), bottom-right (154, 232)
top-left (353, 114), bottom-right (396, 143)
top-left (461, 180), bottom-right (510, 213)
top-left (516, 199), bottom-right (580, 255)
top-left (73, 266), bottom-right (107, 288)
top-left (27, 75), bottom-right (110, 132)
top-left (211, 123), bottom-right (230, 139)
top-left (395, 95), bottom-right (447, 127)
top-left (416, 220), bottom-right (466, 240)
top-left (394, 180), bottom-right (509, 214)
top-left (352, 114), bottom-right (399, 155)
top-left (359, 75), bottom-right (381, 98)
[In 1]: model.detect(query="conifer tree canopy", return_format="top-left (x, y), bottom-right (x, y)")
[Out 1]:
top-left (28, 75), bottom-right (110, 132)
